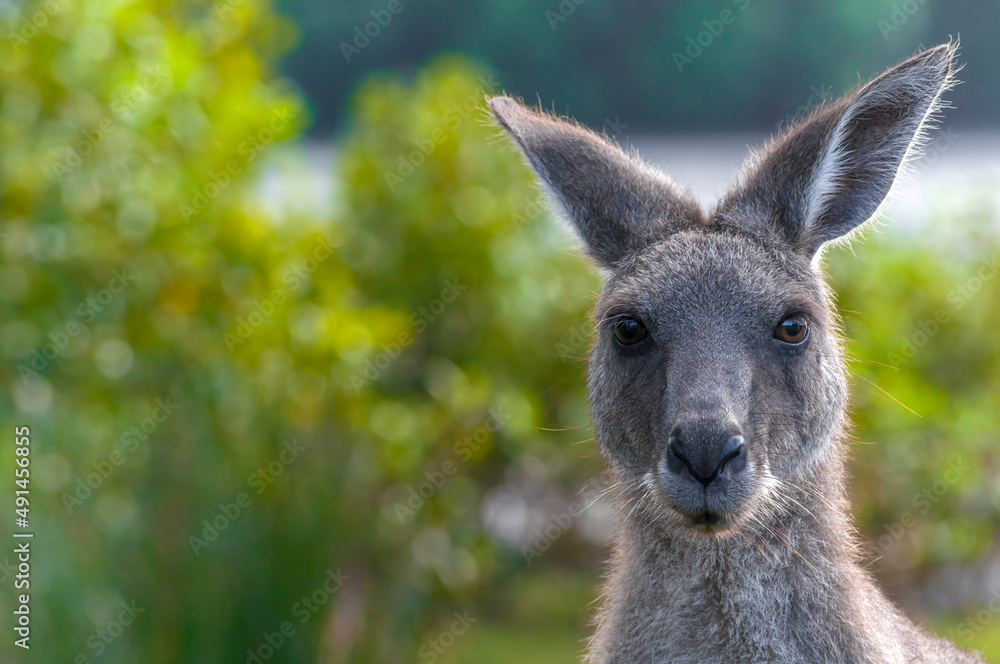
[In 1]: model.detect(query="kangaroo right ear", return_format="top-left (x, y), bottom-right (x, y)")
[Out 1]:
top-left (720, 43), bottom-right (957, 257)
top-left (489, 97), bottom-right (703, 267)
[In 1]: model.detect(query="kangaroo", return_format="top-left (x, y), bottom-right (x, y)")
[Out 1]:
top-left (490, 44), bottom-right (983, 663)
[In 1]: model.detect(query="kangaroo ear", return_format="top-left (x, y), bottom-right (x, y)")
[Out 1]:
top-left (721, 43), bottom-right (957, 257)
top-left (489, 97), bottom-right (703, 267)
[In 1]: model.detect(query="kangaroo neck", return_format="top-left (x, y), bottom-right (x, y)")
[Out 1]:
top-left (593, 478), bottom-right (879, 663)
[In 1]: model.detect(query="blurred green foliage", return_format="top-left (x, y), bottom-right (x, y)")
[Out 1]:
top-left (0, 2), bottom-right (602, 660)
top-left (325, 53), bottom-right (603, 661)
top-left (0, 1), bottom-right (998, 663)
top-left (827, 212), bottom-right (1000, 578)
top-left (0, 0), bottom-right (313, 662)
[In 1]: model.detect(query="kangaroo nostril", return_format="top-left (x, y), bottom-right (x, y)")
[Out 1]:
top-left (719, 435), bottom-right (747, 475)
top-left (666, 436), bottom-right (689, 476)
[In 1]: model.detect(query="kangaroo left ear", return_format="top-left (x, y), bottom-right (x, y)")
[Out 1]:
top-left (489, 97), bottom-right (703, 268)
top-left (720, 43), bottom-right (958, 257)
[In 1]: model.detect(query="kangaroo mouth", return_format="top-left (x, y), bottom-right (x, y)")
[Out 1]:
top-left (672, 503), bottom-right (745, 535)
top-left (688, 510), bottom-right (722, 527)
top-left (647, 466), bottom-right (752, 536)
top-left (682, 509), bottom-right (736, 535)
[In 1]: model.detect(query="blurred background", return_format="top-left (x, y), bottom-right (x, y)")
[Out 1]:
top-left (0, 1), bottom-right (998, 662)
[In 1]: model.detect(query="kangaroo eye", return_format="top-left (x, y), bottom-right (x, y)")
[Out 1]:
top-left (613, 318), bottom-right (648, 346)
top-left (775, 316), bottom-right (809, 345)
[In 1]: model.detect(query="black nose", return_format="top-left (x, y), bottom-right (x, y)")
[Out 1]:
top-left (666, 430), bottom-right (746, 487)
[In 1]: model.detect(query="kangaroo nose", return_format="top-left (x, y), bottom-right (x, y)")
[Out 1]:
top-left (666, 432), bottom-right (746, 486)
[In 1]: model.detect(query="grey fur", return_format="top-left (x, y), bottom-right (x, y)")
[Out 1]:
top-left (490, 43), bottom-right (983, 663)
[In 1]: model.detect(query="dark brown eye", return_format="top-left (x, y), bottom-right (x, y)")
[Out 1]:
top-left (613, 318), bottom-right (648, 346)
top-left (775, 316), bottom-right (809, 345)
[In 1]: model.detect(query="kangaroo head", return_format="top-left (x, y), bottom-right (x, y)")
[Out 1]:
top-left (491, 44), bottom-right (955, 538)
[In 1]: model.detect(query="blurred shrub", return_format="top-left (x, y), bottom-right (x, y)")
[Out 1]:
top-left (826, 207), bottom-right (1000, 580)
top-left (0, 1), bottom-right (602, 656)
top-left (327, 54), bottom-right (601, 661)
top-left (0, 0), bottom-right (315, 662)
